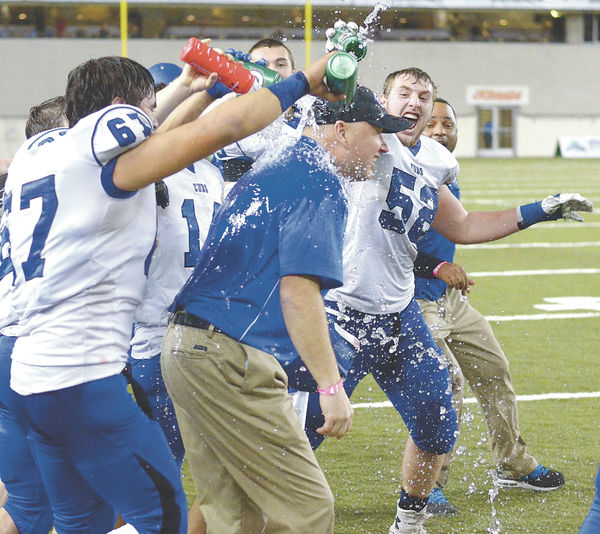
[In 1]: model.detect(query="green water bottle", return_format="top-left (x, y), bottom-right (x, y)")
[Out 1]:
top-left (242, 61), bottom-right (283, 89)
top-left (325, 52), bottom-right (358, 102)
top-left (326, 22), bottom-right (367, 61)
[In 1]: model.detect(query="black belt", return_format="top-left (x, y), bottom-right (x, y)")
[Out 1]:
top-left (172, 311), bottom-right (223, 334)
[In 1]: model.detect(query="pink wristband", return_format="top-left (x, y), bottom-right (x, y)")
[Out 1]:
top-left (433, 261), bottom-right (449, 278)
top-left (317, 379), bottom-right (344, 396)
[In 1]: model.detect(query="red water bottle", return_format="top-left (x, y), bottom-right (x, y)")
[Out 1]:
top-left (180, 37), bottom-right (256, 94)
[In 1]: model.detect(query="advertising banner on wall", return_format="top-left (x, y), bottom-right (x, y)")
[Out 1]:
top-left (467, 86), bottom-right (529, 106)
top-left (557, 137), bottom-right (600, 158)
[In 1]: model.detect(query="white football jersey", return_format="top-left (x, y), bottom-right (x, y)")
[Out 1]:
top-left (212, 95), bottom-right (315, 173)
top-left (0, 281), bottom-right (16, 332)
top-left (130, 160), bottom-right (224, 359)
top-left (5, 105), bottom-right (156, 395)
top-left (0, 197), bottom-right (17, 331)
top-left (329, 134), bottom-right (459, 315)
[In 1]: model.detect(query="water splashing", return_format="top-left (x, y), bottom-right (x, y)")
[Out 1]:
top-left (487, 469), bottom-right (503, 533)
top-left (357, 1), bottom-right (392, 43)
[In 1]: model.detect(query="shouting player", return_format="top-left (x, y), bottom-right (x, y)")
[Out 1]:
top-left (303, 64), bottom-right (592, 534)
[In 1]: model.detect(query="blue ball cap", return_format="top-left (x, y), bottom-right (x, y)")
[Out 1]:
top-left (312, 85), bottom-right (414, 134)
top-left (148, 62), bottom-right (182, 87)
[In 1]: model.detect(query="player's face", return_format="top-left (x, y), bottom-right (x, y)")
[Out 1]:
top-left (380, 74), bottom-right (434, 148)
top-left (249, 46), bottom-right (294, 79)
top-left (423, 101), bottom-right (458, 153)
top-left (138, 93), bottom-right (158, 130)
top-left (339, 122), bottom-right (388, 181)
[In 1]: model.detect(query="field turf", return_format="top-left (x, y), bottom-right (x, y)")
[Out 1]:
top-left (183, 157), bottom-right (600, 534)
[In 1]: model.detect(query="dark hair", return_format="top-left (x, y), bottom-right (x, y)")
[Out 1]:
top-left (25, 96), bottom-right (67, 139)
top-left (66, 56), bottom-right (154, 127)
top-left (383, 67), bottom-right (437, 99)
top-left (434, 97), bottom-right (457, 119)
top-left (249, 38), bottom-right (295, 70)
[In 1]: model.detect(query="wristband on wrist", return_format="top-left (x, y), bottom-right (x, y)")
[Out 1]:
top-left (516, 200), bottom-right (561, 230)
top-left (317, 378), bottom-right (344, 396)
top-left (433, 261), bottom-right (449, 278)
top-left (206, 80), bottom-right (232, 100)
top-left (414, 250), bottom-right (446, 279)
top-left (267, 71), bottom-right (309, 112)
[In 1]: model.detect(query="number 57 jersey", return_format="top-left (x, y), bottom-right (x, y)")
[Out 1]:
top-left (330, 133), bottom-right (459, 315)
top-left (4, 105), bottom-right (156, 395)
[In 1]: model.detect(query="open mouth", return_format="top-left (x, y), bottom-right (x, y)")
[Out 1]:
top-left (402, 113), bottom-right (419, 128)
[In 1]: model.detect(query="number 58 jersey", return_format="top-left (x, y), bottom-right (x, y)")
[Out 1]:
top-left (330, 134), bottom-right (459, 315)
top-left (4, 105), bottom-right (156, 395)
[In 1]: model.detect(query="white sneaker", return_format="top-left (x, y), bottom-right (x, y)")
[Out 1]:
top-left (388, 506), bottom-right (428, 534)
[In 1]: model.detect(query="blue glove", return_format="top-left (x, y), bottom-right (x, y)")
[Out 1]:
top-left (225, 48), bottom-right (250, 63)
top-left (224, 48), bottom-right (267, 67)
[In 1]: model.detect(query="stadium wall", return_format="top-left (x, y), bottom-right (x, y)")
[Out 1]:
top-left (1, 38), bottom-right (599, 158)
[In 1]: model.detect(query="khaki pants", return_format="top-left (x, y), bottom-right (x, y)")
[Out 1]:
top-left (418, 288), bottom-right (537, 486)
top-left (161, 322), bottom-right (334, 534)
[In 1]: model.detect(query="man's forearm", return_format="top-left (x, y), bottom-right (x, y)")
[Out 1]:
top-left (280, 275), bottom-right (341, 389)
top-left (433, 184), bottom-right (519, 244)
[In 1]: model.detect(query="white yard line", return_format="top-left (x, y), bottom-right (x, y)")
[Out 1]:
top-left (457, 241), bottom-right (600, 250)
top-left (352, 391), bottom-right (600, 409)
top-left (485, 312), bottom-right (600, 321)
top-left (526, 221), bottom-right (600, 228)
top-left (465, 197), bottom-right (599, 207)
top-left (470, 268), bottom-right (600, 277)
top-left (465, 189), bottom-right (600, 195)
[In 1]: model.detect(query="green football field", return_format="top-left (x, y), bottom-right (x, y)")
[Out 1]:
top-left (183, 158), bottom-right (600, 534)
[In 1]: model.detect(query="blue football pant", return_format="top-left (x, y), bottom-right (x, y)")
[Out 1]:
top-left (14, 373), bottom-right (188, 534)
top-left (305, 299), bottom-right (457, 455)
top-left (579, 462), bottom-right (600, 533)
top-left (126, 355), bottom-right (185, 472)
top-left (0, 334), bottom-right (53, 534)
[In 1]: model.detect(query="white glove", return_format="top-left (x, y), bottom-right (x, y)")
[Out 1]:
top-left (325, 20), bottom-right (360, 53)
top-left (541, 193), bottom-right (594, 222)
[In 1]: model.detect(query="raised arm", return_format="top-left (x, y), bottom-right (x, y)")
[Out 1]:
top-left (113, 51), bottom-right (341, 192)
top-left (154, 47), bottom-right (219, 125)
top-left (432, 184), bottom-right (520, 244)
top-left (156, 91), bottom-right (215, 133)
top-left (432, 184), bottom-right (593, 244)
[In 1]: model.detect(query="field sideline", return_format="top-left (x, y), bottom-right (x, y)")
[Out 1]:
top-left (183, 158), bottom-right (600, 533)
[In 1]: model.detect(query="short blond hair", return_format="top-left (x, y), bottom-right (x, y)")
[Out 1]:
top-left (382, 68), bottom-right (437, 99)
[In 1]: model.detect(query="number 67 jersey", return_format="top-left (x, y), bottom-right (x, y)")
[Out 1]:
top-left (4, 105), bottom-right (156, 396)
top-left (330, 133), bottom-right (459, 315)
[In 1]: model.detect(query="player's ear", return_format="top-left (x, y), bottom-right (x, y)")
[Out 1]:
top-left (111, 96), bottom-right (125, 105)
top-left (334, 120), bottom-right (348, 144)
top-left (379, 93), bottom-right (387, 109)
